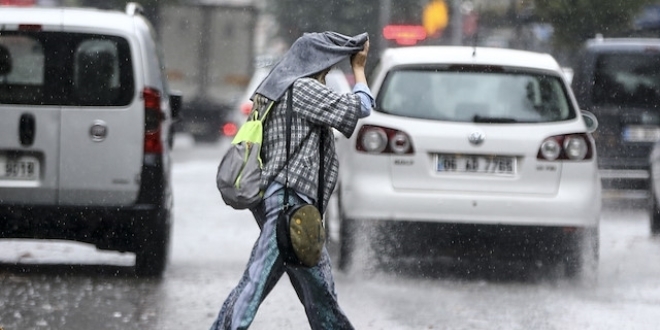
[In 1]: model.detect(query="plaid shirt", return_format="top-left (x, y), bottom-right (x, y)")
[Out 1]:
top-left (256, 77), bottom-right (360, 212)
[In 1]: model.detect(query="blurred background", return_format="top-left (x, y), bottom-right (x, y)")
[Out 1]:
top-left (6, 0), bottom-right (660, 142)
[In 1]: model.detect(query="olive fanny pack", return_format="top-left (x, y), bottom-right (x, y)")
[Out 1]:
top-left (276, 86), bottom-right (326, 268)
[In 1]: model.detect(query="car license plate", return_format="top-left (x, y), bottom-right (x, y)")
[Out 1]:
top-left (436, 154), bottom-right (516, 175)
top-left (622, 125), bottom-right (660, 142)
top-left (0, 155), bottom-right (39, 180)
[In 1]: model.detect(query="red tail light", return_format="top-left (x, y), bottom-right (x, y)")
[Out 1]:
top-left (222, 122), bottom-right (238, 137)
top-left (240, 101), bottom-right (253, 115)
top-left (18, 24), bottom-right (42, 31)
top-left (143, 87), bottom-right (163, 154)
top-left (383, 25), bottom-right (427, 46)
top-left (356, 125), bottom-right (414, 154)
top-left (537, 133), bottom-right (593, 161)
top-left (3, 0), bottom-right (36, 7)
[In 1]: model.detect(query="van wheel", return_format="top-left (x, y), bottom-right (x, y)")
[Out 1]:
top-left (135, 209), bottom-right (171, 278)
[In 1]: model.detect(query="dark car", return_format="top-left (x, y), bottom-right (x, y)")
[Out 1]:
top-left (572, 37), bottom-right (660, 195)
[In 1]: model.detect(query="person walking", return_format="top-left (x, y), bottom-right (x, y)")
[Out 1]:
top-left (209, 31), bottom-right (373, 330)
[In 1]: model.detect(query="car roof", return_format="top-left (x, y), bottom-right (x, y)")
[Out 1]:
top-left (379, 46), bottom-right (562, 73)
top-left (0, 6), bottom-right (137, 33)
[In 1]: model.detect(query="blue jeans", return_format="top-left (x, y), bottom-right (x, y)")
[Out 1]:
top-left (209, 189), bottom-right (354, 330)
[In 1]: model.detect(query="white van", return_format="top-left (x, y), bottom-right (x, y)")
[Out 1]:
top-left (0, 3), bottom-right (181, 277)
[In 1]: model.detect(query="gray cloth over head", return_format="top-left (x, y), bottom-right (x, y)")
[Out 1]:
top-left (253, 31), bottom-right (369, 101)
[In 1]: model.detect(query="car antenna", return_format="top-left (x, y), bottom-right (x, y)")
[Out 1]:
top-left (471, 5), bottom-right (480, 57)
top-left (472, 33), bottom-right (478, 57)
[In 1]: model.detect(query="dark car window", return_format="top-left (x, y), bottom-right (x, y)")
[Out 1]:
top-left (377, 68), bottom-right (575, 123)
top-left (0, 32), bottom-right (134, 106)
top-left (592, 53), bottom-right (660, 107)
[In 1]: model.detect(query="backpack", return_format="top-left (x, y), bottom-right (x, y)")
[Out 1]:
top-left (216, 100), bottom-right (275, 209)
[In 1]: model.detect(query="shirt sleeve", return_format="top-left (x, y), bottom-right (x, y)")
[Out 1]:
top-left (352, 82), bottom-right (374, 118)
top-left (292, 78), bottom-right (361, 138)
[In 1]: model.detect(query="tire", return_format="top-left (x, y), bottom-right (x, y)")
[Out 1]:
top-left (192, 133), bottom-right (219, 144)
top-left (564, 227), bottom-right (599, 280)
top-left (649, 190), bottom-right (660, 235)
top-left (338, 217), bottom-right (356, 272)
top-left (134, 208), bottom-right (171, 278)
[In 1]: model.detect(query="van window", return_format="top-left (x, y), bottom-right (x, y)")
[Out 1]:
top-left (377, 67), bottom-right (575, 123)
top-left (0, 32), bottom-right (134, 106)
top-left (592, 53), bottom-right (660, 107)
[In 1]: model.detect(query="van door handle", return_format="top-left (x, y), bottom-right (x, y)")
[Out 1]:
top-left (19, 113), bottom-right (36, 146)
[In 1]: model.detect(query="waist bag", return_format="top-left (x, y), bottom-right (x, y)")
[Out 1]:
top-left (276, 86), bottom-right (326, 267)
top-left (216, 100), bottom-right (275, 210)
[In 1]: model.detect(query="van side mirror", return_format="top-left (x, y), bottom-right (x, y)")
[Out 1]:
top-left (581, 110), bottom-right (598, 133)
top-left (169, 91), bottom-right (182, 120)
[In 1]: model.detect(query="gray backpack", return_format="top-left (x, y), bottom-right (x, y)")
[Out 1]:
top-left (216, 101), bottom-right (275, 209)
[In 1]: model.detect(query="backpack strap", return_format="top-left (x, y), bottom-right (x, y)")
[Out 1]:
top-left (251, 100), bottom-right (276, 122)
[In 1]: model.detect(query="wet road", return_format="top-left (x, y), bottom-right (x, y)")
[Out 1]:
top-left (1, 135), bottom-right (659, 330)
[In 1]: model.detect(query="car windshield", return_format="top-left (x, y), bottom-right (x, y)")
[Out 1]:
top-left (592, 53), bottom-right (660, 107)
top-left (376, 67), bottom-right (576, 123)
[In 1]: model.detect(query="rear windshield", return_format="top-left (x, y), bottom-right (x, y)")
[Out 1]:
top-left (592, 53), bottom-right (660, 107)
top-left (0, 32), bottom-right (134, 106)
top-left (376, 67), bottom-right (576, 123)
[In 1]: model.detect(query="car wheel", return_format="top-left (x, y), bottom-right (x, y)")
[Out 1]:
top-left (338, 217), bottom-right (356, 272)
top-left (324, 192), bottom-right (340, 243)
top-left (564, 227), bottom-right (599, 280)
top-left (134, 208), bottom-right (171, 278)
top-left (649, 190), bottom-right (660, 235)
top-left (369, 221), bottom-right (400, 269)
top-left (168, 126), bottom-right (175, 149)
top-left (192, 130), bottom-right (220, 144)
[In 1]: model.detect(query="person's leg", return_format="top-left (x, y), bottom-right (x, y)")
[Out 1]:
top-left (209, 195), bottom-right (286, 330)
top-left (286, 250), bottom-right (354, 330)
top-left (284, 195), bottom-right (355, 330)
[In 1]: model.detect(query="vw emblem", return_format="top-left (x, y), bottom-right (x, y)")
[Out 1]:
top-left (468, 131), bottom-right (485, 145)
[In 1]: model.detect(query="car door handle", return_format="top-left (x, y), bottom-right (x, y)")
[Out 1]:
top-left (19, 113), bottom-right (36, 146)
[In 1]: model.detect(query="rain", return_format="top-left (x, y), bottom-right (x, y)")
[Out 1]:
top-left (2, 0), bottom-right (660, 329)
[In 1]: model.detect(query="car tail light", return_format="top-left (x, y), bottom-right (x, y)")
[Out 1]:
top-left (143, 87), bottom-right (163, 154)
top-left (356, 125), bottom-right (414, 154)
top-left (18, 24), bottom-right (42, 31)
top-left (240, 101), bottom-right (253, 115)
top-left (537, 133), bottom-right (593, 161)
top-left (222, 122), bottom-right (238, 137)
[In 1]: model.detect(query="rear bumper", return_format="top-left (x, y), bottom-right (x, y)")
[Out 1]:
top-left (340, 173), bottom-right (601, 228)
top-left (0, 203), bottom-right (162, 252)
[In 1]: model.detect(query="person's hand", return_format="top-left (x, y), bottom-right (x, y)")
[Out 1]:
top-left (351, 40), bottom-right (369, 70)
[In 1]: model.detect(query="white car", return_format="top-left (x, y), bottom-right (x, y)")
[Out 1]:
top-left (332, 46), bottom-right (601, 279)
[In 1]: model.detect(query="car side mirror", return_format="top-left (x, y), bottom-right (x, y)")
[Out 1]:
top-left (169, 90), bottom-right (182, 120)
top-left (581, 110), bottom-right (598, 133)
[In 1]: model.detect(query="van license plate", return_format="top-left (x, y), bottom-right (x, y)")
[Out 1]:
top-left (436, 154), bottom-right (516, 175)
top-left (0, 156), bottom-right (39, 180)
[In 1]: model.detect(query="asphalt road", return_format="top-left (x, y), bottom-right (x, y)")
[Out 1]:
top-left (0, 134), bottom-right (659, 330)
